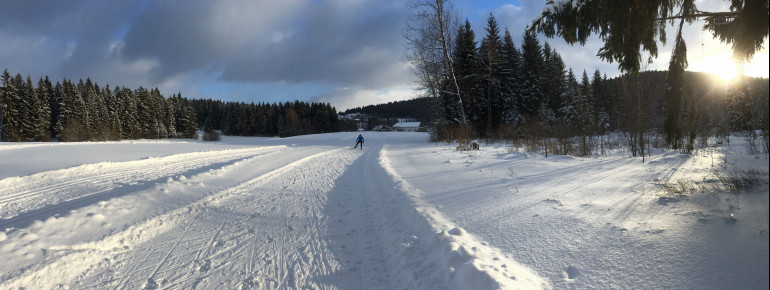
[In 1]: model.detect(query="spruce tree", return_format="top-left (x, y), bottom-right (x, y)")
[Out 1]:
top-left (165, 97), bottom-right (177, 138)
top-left (50, 81), bottom-right (63, 139)
top-left (18, 75), bottom-right (38, 141)
top-left (591, 69), bottom-right (611, 134)
top-left (664, 12), bottom-right (689, 149)
top-left (478, 14), bottom-right (505, 137)
top-left (520, 30), bottom-right (545, 119)
top-left (541, 43), bottom-right (567, 120)
top-left (561, 69), bottom-right (579, 126)
top-left (59, 79), bottom-right (89, 141)
top-left (501, 28), bottom-right (524, 125)
top-left (451, 20), bottom-right (479, 126)
top-left (135, 87), bottom-right (154, 138)
top-left (152, 88), bottom-right (168, 138)
top-left (531, 0), bottom-right (768, 74)
top-left (0, 70), bottom-right (22, 141)
top-left (117, 86), bottom-right (141, 139)
top-left (32, 77), bottom-right (52, 141)
top-left (102, 85), bottom-right (122, 140)
top-left (578, 70), bottom-right (594, 134)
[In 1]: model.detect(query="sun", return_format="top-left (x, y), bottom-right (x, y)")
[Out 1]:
top-left (690, 52), bottom-right (740, 81)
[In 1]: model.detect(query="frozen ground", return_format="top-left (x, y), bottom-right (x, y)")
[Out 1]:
top-left (0, 132), bottom-right (767, 289)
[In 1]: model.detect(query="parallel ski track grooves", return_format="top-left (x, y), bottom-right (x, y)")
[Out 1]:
top-left (489, 157), bottom-right (645, 219)
top-left (0, 147), bottom-right (288, 217)
top-left (73, 147), bottom-right (344, 289)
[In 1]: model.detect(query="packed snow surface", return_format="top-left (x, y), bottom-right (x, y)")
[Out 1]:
top-left (0, 132), bottom-right (767, 289)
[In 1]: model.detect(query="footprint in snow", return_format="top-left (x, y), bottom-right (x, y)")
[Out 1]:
top-left (143, 278), bottom-right (159, 290)
top-left (199, 259), bottom-right (212, 272)
top-left (564, 265), bottom-right (580, 280)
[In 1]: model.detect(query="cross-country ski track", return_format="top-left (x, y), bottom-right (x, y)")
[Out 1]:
top-left (2, 132), bottom-right (767, 289)
top-left (0, 135), bottom-right (546, 289)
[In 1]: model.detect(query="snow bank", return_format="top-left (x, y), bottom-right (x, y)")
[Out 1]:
top-left (379, 146), bottom-right (550, 289)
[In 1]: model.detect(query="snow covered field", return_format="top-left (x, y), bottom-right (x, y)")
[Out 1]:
top-left (1, 132), bottom-right (767, 289)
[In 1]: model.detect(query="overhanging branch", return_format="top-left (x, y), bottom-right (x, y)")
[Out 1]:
top-left (653, 11), bottom-right (740, 21)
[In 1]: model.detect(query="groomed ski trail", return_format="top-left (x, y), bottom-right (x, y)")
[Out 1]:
top-left (2, 141), bottom-right (547, 289)
top-left (0, 146), bottom-right (292, 222)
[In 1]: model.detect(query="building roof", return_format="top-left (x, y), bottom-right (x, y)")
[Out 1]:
top-left (393, 122), bottom-right (421, 128)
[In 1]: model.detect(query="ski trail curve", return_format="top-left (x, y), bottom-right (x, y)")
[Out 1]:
top-left (0, 146), bottom-right (336, 288)
top-left (3, 142), bottom-right (548, 289)
top-left (0, 146), bottom-right (290, 221)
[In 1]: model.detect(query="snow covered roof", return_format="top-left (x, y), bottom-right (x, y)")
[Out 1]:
top-left (392, 122), bottom-right (421, 128)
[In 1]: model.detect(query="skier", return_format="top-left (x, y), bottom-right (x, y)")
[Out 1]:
top-left (354, 134), bottom-right (364, 150)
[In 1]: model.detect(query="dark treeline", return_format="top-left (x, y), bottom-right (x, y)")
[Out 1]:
top-left (430, 15), bottom-right (769, 156)
top-left (0, 69), bottom-right (341, 142)
top-left (343, 97), bottom-right (432, 123)
top-left (189, 99), bottom-right (339, 138)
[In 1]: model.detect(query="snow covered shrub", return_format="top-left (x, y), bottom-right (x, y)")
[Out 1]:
top-left (508, 135), bottom-right (523, 153)
top-left (431, 123), bottom-right (472, 146)
top-left (744, 132), bottom-right (760, 155)
top-left (714, 169), bottom-right (768, 192)
top-left (441, 124), bottom-right (473, 151)
top-left (202, 129), bottom-right (221, 141)
top-left (662, 179), bottom-right (696, 196)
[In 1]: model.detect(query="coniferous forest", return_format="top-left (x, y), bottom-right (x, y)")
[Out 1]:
top-left (2, 15), bottom-right (767, 154)
top-left (416, 15), bottom-right (768, 156)
top-left (0, 69), bottom-right (341, 142)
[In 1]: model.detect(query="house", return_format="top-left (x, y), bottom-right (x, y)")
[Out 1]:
top-left (372, 125), bottom-right (393, 131)
top-left (392, 122), bottom-right (422, 132)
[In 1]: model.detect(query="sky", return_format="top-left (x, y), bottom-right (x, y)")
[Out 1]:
top-left (1, 0), bottom-right (768, 111)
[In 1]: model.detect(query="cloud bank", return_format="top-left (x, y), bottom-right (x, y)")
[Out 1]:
top-left (1, 0), bottom-right (766, 111)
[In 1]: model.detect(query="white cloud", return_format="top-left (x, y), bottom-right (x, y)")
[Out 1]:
top-left (314, 86), bottom-right (418, 111)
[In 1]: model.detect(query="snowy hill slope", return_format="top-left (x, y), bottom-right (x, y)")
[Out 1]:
top-left (0, 132), bottom-right (767, 289)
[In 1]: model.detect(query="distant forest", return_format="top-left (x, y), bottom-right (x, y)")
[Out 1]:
top-left (343, 97), bottom-right (433, 129)
top-left (399, 14), bottom-right (769, 156)
top-left (347, 70), bottom-right (768, 136)
top-left (0, 69), bottom-right (344, 142)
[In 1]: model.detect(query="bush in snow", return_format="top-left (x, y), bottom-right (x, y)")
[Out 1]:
top-left (202, 129), bottom-right (221, 141)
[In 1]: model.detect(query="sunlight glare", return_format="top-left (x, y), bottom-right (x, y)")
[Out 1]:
top-left (690, 52), bottom-right (739, 81)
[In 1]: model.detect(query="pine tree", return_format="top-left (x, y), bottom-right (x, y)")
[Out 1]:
top-left (0, 70), bottom-right (22, 141)
top-left (102, 85), bottom-right (122, 140)
top-left (520, 30), bottom-right (545, 119)
top-left (59, 79), bottom-right (89, 141)
top-left (542, 43), bottom-right (567, 120)
top-left (451, 20), bottom-right (479, 126)
top-left (501, 28), bottom-right (524, 125)
top-left (561, 69), bottom-right (579, 125)
top-left (591, 69), bottom-right (611, 134)
top-left (18, 75), bottom-right (38, 141)
top-left (0, 71), bottom-right (4, 141)
top-left (532, 0), bottom-right (768, 73)
top-left (135, 87), bottom-right (155, 138)
top-left (478, 14), bottom-right (505, 137)
top-left (664, 13), bottom-right (689, 149)
top-left (116, 86), bottom-right (141, 139)
top-left (83, 79), bottom-right (109, 141)
top-left (50, 81), bottom-right (64, 139)
top-left (165, 97), bottom-right (177, 138)
top-left (578, 70), bottom-right (595, 138)
top-left (32, 77), bottom-right (52, 141)
top-left (171, 94), bottom-right (197, 139)
top-left (152, 88), bottom-right (168, 139)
